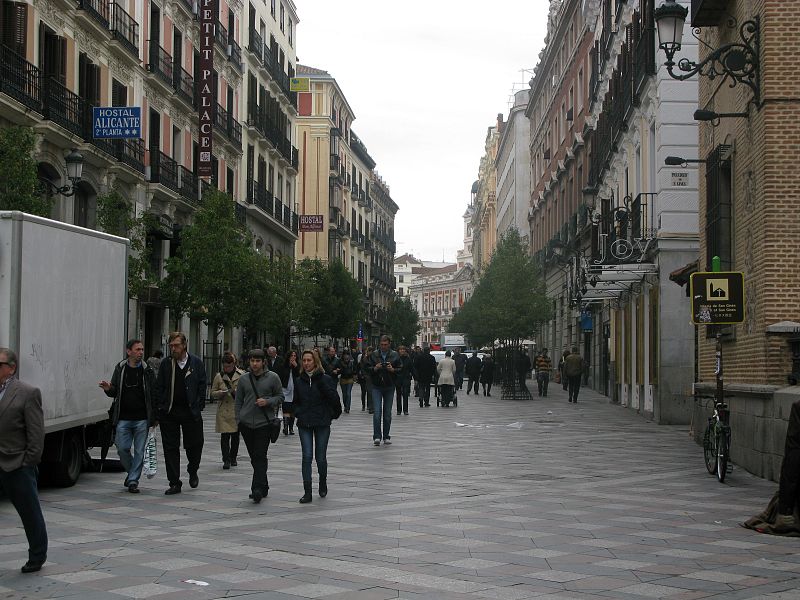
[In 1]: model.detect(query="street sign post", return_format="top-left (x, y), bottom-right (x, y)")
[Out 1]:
top-left (690, 271), bottom-right (745, 325)
top-left (92, 107), bottom-right (141, 139)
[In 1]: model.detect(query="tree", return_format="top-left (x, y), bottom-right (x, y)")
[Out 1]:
top-left (95, 189), bottom-right (158, 300)
top-left (449, 229), bottom-right (551, 347)
top-left (161, 189), bottom-right (257, 333)
top-left (0, 127), bottom-right (52, 217)
top-left (303, 258), bottom-right (363, 343)
top-left (385, 297), bottom-right (420, 347)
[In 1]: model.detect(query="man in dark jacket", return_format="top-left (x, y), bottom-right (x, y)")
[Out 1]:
top-left (395, 346), bottom-right (413, 416)
top-left (366, 335), bottom-right (403, 445)
top-left (453, 348), bottom-right (467, 391)
top-left (465, 351), bottom-right (482, 395)
top-left (235, 348), bottom-right (283, 504)
top-left (413, 347), bottom-right (437, 407)
top-left (563, 347), bottom-right (584, 403)
top-left (155, 331), bottom-right (207, 495)
top-left (99, 339), bottom-right (157, 493)
top-left (322, 347), bottom-right (342, 385)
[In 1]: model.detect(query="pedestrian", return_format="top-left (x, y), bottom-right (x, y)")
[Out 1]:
top-left (515, 348), bottom-right (532, 392)
top-left (366, 335), bottom-right (403, 446)
top-left (437, 350), bottom-right (457, 406)
top-left (395, 345), bottom-right (413, 415)
top-left (358, 346), bottom-right (373, 412)
top-left (235, 348), bottom-right (283, 504)
top-left (414, 346), bottom-right (437, 408)
top-left (210, 351), bottom-right (242, 469)
top-left (564, 346), bottom-right (584, 403)
top-left (294, 349), bottom-right (341, 503)
top-left (480, 353), bottom-right (495, 396)
top-left (155, 331), bottom-right (207, 495)
top-left (281, 349), bottom-right (299, 435)
top-left (266, 346), bottom-right (283, 374)
top-left (146, 350), bottom-right (164, 372)
top-left (453, 347), bottom-right (467, 391)
top-left (558, 350), bottom-right (570, 391)
top-left (339, 350), bottom-right (356, 414)
top-left (533, 348), bottom-right (551, 397)
top-left (322, 346), bottom-right (342, 384)
top-left (0, 348), bottom-right (48, 573)
top-left (465, 351), bottom-right (481, 395)
top-left (99, 339), bottom-right (157, 493)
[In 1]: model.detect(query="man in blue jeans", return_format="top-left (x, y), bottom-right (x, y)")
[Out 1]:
top-left (366, 336), bottom-right (403, 446)
top-left (100, 339), bottom-right (157, 493)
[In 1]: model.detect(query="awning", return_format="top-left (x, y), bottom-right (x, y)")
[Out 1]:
top-left (669, 259), bottom-right (699, 287)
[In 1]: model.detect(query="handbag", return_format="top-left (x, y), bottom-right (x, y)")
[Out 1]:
top-left (249, 373), bottom-right (281, 443)
top-left (143, 428), bottom-right (158, 479)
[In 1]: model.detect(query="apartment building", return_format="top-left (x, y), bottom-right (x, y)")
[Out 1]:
top-left (394, 254), bottom-right (451, 298)
top-left (294, 64), bottom-right (398, 346)
top-left (0, 0), bottom-right (303, 358)
top-left (495, 89), bottom-right (531, 243)
top-left (409, 263), bottom-right (474, 347)
top-left (471, 119), bottom-right (501, 273)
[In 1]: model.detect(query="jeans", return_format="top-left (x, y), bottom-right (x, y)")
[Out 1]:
top-left (298, 425), bottom-right (331, 483)
top-left (419, 383), bottom-right (431, 406)
top-left (221, 431), bottom-right (240, 463)
top-left (0, 466), bottom-right (48, 563)
top-left (455, 370), bottom-right (465, 390)
top-left (396, 379), bottom-right (410, 414)
top-left (536, 372), bottom-right (549, 396)
top-left (340, 382), bottom-right (353, 412)
top-left (115, 419), bottom-right (149, 484)
top-left (567, 375), bottom-right (582, 402)
top-left (239, 424), bottom-right (271, 494)
top-left (372, 385), bottom-right (394, 440)
top-left (160, 411), bottom-right (204, 487)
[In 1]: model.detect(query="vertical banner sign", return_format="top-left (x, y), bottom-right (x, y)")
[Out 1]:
top-left (197, 0), bottom-right (215, 177)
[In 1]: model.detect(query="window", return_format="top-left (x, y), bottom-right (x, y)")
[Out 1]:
top-left (705, 145), bottom-right (733, 270)
top-left (277, 173), bottom-right (283, 200)
top-left (226, 167), bottom-right (234, 195)
top-left (111, 78), bottom-right (127, 107)
top-left (270, 0), bottom-right (275, 18)
top-left (279, 3), bottom-right (284, 32)
top-left (2, 1), bottom-right (28, 56)
top-left (288, 19), bottom-right (293, 47)
top-left (399, 275), bottom-right (404, 283)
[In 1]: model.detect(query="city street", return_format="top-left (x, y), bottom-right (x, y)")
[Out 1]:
top-left (2, 382), bottom-right (800, 600)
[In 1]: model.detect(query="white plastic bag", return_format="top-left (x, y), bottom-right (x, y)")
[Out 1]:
top-left (143, 428), bottom-right (158, 479)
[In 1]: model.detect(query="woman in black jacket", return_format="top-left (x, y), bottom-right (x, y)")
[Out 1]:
top-left (294, 350), bottom-right (341, 503)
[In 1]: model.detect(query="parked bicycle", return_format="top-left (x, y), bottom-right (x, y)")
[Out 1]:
top-left (703, 399), bottom-right (732, 482)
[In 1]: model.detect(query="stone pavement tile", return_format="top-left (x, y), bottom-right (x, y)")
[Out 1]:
top-left (523, 570), bottom-right (593, 583)
top-left (323, 588), bottom-right (403, 600)
top-left (612, 582), bottom-right (688, 597)
top-left (107, 582), bottom-right (183, 598)
top-left (564, 575), bottom-right (640, 592)
top-left (45, 570), bottom-right (115, 584)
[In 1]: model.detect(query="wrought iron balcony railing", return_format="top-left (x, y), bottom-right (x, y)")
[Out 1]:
top-left (113, 138), bottom-right (144, 172)
top-left (148, 41), bottom-right (173, 87)
top-left (174, 65), bottom-right (194, 106)
top-left (0, 45), bottom-right (42, 112)
top-left (77, 0), bottom-right (110, 29)
top-left (42, 77), bottom-right (84, 137)
top-left (178, 165), bottom-right (197, 203)
top-left (248, 27), bottom-right (263, 62)
top-left (109, 3), bottom-right (139, 57)
top-left (150, 148), bottom-right (179, 192)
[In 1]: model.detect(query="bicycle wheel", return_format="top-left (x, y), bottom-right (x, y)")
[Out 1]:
top-left (703, 423), bottom-right (717, 474)
top-left (716, 428), bottom-right (730, 483)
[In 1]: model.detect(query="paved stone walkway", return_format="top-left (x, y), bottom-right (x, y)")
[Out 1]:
top-left (2, 381), bottom-right (800, 599)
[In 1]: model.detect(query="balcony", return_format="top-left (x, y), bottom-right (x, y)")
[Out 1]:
top-left (214, 20), bottom-right (229, 53)
top-left (0, 45), bottom-right (42, 112)
top-left (113, 138), bottom-right (144, 172)
top-left (290, 146), bottom-right (299, 171)
top-left (42, 77), bottom-right (85, 137)
top-left (234, 202), bottom-right (247, 225)
top-left (173, 65), bottom-right (194, 107)
top-left (149, 149), bottom-right (178, 192)
top-left (630, 193), bottom-right (657, 240)
top-left (109, 3), bottom-right (139, 58)
top-left (77, 0), bottom-right (110, 29)
top-left (178, 165), bottom-right (197, 204)
top-left (248, 27), bottom-right (263, 62)
top-left (214, 102), bottom-right (242, 148)
top-left (148, 42), bottom-right (173, 88)
top-left (330, 154), bottom-right (340, 172)
top-left (228, 39), bottom-right (242, 71)
top-left (633, 6), bottom-right (656, 97)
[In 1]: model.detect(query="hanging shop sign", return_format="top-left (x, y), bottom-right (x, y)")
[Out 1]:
top-left (92, 107), bottom-right (141, 139)
top-left (289, 77), bottom-right (310, 92)
top-left (299, 214), bottom-right (324, 232)
top-left (593, 233), bottom-right (655, 265)
top-left (690, 271), bottom-right (745, 325)
top-left (197, 0), bottom-right (215, 177)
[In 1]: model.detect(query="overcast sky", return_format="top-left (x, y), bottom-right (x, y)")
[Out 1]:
top-left (296, 1), bottom-right (549, 263)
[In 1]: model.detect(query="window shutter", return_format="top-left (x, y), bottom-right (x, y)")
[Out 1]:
top-left (8, 2), bottom-right (29, 57)
top-left (89, 63), bottom-right (100, 105)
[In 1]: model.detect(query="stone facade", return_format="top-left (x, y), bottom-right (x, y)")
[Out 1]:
top-left (495, 89), bottom-right (531, 243)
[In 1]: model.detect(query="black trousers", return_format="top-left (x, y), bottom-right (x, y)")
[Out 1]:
top-left (0, 466), bottom-right (47, 563)
top-left (467, 376), bottom-right (479, 394)
top-left (779, 401), bottom-right (800, 514)
top-left (240, 424), bottom-right (271, 494)
top-left (481, 380), bottom-right (493, 395)
top-left (536, 372), bottom-right (549, 396)
top-left (567, 375), bottom-right (582, 402)
top-left (221, 432), bottom-right (240, 462)
top-left (160, 411), bottom-right (204, 487)
top-left (419, 383), bottom-right (431, 406)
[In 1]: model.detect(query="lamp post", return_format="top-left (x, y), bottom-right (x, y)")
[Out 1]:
top-left (41, 149), bottom-right (85, 197)
top-left (654, 0), bottom-right (760, 108)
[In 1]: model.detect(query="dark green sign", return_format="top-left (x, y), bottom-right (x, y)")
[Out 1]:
top-left (690, 271), bottom-right (745, 325)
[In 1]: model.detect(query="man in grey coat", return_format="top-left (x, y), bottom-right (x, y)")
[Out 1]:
top-left (0, 348), bottom-right (48, 573)
top-left (235, 348), bottom-right (283, 503)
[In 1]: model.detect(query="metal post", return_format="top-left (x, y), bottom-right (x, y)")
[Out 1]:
top-left (715, 332), bottom-right (723, 406)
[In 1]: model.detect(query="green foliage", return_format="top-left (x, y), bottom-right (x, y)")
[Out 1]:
top-left (161, 188), bottom-right (255, 333)
top-left (0, 127), bottom-right (52, 216)
top-left (449, 229), bottom-right (550, 346)
top-left (95, 189), bottom-right (157, 300)
top-left (385, 297), bottom-right (420, 347)
top-left (302, 258), bottom-right (363, 341)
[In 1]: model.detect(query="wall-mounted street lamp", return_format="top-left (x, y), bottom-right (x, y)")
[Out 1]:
top-left (654, 0), bottom-right (761, 108)
top-left (665, 156), bottom-right (707, 167)
top-left (693, 109), bottom-right (748, 123)
top-left (40, 149), bottom-right (84, 197)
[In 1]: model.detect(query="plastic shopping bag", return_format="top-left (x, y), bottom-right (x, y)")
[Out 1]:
top-left (143, 428), bottom-right (158, 479)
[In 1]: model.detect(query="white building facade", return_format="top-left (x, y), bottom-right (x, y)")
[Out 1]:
top-left (495, 89), bottom-right (531, 243)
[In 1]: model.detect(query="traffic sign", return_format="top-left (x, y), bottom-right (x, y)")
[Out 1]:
top-left (690, 271), bottom-right (745, 325)
top-left (92, 107), bottom-right (141, 139)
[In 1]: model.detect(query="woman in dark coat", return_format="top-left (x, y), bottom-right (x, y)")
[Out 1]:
top-left (293, 349), bottom-right (341, 503)
top-left (480, 354), bottom-right (495, 397)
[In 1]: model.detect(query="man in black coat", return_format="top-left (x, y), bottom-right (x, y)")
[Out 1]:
top-left (413, 347), bottom-right (437, 407)
top-left (465, 351), bottom-right (482, 395)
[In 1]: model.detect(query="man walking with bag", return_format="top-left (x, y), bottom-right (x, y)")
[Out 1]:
top-left (235, 349), bottom-right (283, 503)
top-left (99, 339), bottom-right (157, 493)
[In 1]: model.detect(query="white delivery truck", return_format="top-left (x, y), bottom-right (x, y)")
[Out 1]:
top-left (0, 211), bottom-right (129, 486)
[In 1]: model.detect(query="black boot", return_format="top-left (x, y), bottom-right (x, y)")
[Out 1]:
top-left (299, 481), bottom-right (313, 503)
top-left (319, 478), bottom-right (327, 498)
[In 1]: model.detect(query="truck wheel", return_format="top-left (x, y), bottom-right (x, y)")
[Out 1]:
top-left (49, 432), bottom-right (83, 487)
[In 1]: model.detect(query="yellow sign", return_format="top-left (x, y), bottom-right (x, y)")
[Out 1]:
top-left (289, 77), bottom-right (310, 92)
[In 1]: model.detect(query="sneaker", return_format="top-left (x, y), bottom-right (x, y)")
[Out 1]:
top-left (373, 439), bottom-right (381, 446)
top-left (383, 439), bottom-right (392, 445)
